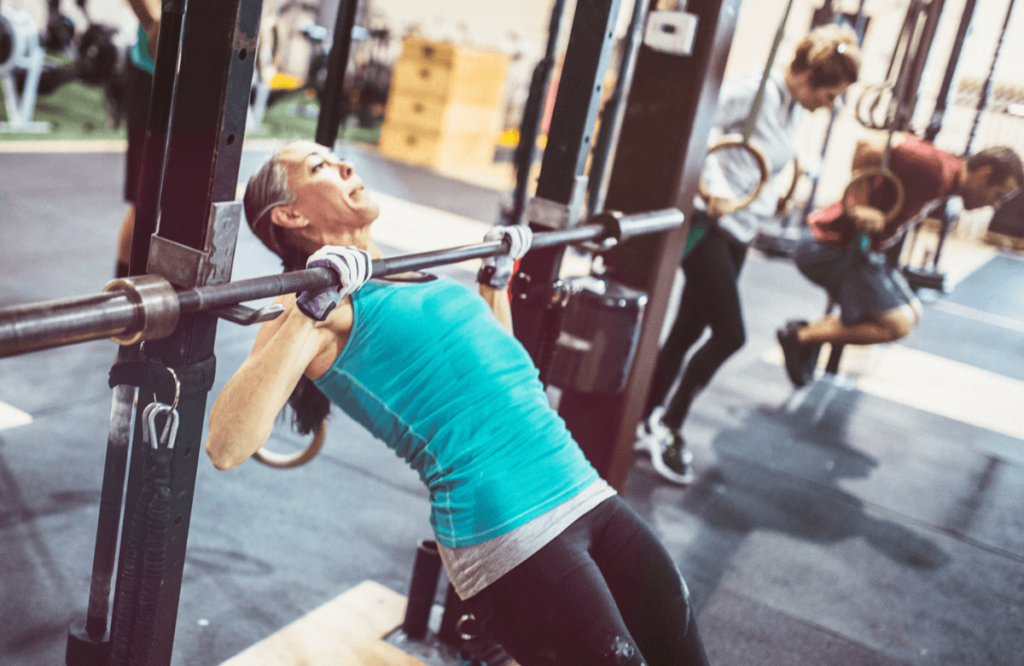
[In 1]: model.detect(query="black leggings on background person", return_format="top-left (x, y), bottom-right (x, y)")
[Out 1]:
top-left (644, 215), bottom-right (749, 431)
top-left (467, 496), bottom-right (711, 666)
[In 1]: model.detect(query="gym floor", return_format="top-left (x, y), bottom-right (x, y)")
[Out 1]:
top-left (2, 142), bottom-right (1023, 666)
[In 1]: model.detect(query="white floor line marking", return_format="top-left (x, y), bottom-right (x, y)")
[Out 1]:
top-left (933, 237), bottom-right (998, 289)
top-left (929, 299), bottom-right (1024, 334)
top-left (372, 192), bottom-right (492, 257)
top-left (0, 137), bottom-right (288, 154)
top-left (765, 344), bottom-right (1024, 441)
top-left (0, 401), bottom-right (33, 431)
top-left (0, 140), bottom-right (128, 153)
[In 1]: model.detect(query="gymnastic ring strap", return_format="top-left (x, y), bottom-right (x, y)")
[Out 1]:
top-left (738, 0), bottom-right (796, 142)
top-left (841, 167), bottom-right (905, 226)
top-left (697, 135), bottom-right (771, 212)
top-left (252, 419), bottom-right (327, 469)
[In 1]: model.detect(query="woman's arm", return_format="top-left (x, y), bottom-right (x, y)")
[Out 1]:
top-left (479, 284), bottom-right (514, 334)
top-left (476, 227), bottom-right (532, 334)
top-left (206, 296), bottom-right (336, 470)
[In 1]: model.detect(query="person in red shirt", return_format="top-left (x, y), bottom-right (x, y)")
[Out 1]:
top-left (778, 134), bottom-right (1022, 386)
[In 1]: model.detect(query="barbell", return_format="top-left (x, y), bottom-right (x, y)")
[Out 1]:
top-left (0, 208), bottom-right (685, 360)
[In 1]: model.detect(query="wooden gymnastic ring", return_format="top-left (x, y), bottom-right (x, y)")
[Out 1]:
top-left (698, 135), bottom-right (771, 213)
top-left (252, 419), bottom-right (327, 469)
top-left (841, 167), bottom-right (905, 226)
top-left (855, 83), bottom-right (892, 130)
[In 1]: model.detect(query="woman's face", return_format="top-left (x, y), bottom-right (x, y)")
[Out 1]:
top-left (278, 140), bottom-right (380, 232)
top-left (790, 71), bottom-right (850, 112)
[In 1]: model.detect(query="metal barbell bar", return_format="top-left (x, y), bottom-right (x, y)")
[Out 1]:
top-left (0, 208), bottom-right (684, 359)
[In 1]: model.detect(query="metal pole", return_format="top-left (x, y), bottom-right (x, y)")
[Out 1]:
top-left (74, 3), bottom-right (187, 645)
top-left (127, 0), bottom-right (186, 276)
top-left (106, 1), bottom-right (263, 664)
top-left (586, 0), bottom-right (652, 217)
top-left (0, 210), bottom-right (684, 358)
top-left (511, 0), bottom-right (626, 361)
top-left (508, 0), bottom-right (570, 225)
top-left (314, 0), bottom-right (359, 147)
top-left (560, 0), bottom-right (742, 490)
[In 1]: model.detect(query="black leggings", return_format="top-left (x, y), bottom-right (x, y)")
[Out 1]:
top-left (645, 219), bottom-right (748, 431)
top-left (467, 496), bottom-right (710, 666)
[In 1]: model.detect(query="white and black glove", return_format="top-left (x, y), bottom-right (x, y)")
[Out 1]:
top-left (296, 246), bottom-right (373, 321)
top-left (477, 224), bottom-right (533, 290)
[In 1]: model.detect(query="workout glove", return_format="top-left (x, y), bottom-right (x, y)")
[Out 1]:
top-left (296, 246), bottom-right (373, 321)
top-left (477, 224), bottom-right (533, 290)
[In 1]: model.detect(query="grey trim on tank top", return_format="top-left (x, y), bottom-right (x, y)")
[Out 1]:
top-left (438, 478), bottom-right (617, 600)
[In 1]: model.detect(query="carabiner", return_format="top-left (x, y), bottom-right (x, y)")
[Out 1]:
top-left (143, 402), bottom-right (179, 450)
top-left (141, 402), bottom-right (162, 446)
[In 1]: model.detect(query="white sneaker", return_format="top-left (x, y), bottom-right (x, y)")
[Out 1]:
top-left (634, 406), bottom-right (667, 450)
top-left (646, 428), bottom-right (695, 486)
top-left (647, 406), bottom-right (670, 441)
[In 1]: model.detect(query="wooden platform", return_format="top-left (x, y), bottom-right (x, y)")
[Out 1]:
top-left (219, 581), bottom-right (428, 666)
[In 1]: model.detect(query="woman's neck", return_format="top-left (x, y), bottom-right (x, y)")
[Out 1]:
top-left (299, 225), bottom-right (382, 258)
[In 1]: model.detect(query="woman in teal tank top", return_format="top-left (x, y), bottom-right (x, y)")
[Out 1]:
top-left (206, 140), bottom-right (711, 666)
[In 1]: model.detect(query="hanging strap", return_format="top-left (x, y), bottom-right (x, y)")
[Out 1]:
top-left (106, 356), bottom-right (201, 666)
top-left (741, 0), bottom-right (797, 144)
top-left (694, 0), bottom-right (795, 228)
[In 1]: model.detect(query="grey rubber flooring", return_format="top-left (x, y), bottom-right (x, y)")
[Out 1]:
top-left (1, 145), bottom-right (1023, 666)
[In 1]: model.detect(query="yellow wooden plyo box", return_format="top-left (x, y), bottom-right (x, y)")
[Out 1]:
top-left (379, 38), bottom-right (509, 170)
top-left (218, 580), bottom-right (425, 666)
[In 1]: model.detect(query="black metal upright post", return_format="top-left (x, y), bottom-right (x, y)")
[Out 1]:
top-left (105, 2), bottom-right (263, 666)
top-left (507, 0), bottom-right (570, 225)
top-left (67, 3), bottom-right (186, 664)
top-left (315, 0), bottom-right (359, 148)
top-left (511, 0), bottom-right (625, 360)
top-left (127, 0), bottom-right (186, 277)
top-left (558, 0), bottom-right (742, 490)
top-left (586, 0), bottom-right (653, 218)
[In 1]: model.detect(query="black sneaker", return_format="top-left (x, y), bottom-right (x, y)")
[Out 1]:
top-left (784, 320), bottom-right (822, 381)
top-left (647, 429), bottom-right (695, 485)
top-left (778, 324), bottom-right (811, 388)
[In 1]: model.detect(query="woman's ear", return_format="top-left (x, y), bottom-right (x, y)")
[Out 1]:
top-left (270, 205), bottom-right (309, 230)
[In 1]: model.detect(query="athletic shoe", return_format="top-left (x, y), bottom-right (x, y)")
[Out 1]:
top-left (634, 406), bottom-right (667, 450)
top-left (783, 319), bottom-right (822, 382)
top-left (777, 323), bottom-right (813, 388)
top-left (646, 428), bottom-right (695, 485)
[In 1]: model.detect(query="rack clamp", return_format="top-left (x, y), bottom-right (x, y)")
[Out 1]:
top-left (146, 200), bottom-right (280, 327)
top-left (525, 176), bottom-right (589, 231)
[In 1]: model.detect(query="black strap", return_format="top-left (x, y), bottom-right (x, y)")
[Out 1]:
top-left (741, 0), bottom-right (796, 143)
top-left (108, 441), bottom-right (174, 666)
top-left (536, 282), bottom-right (571, 388)
top-left (109, 355), bottom-right (217, 401)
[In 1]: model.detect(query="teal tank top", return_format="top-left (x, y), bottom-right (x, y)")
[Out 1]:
top-left (313, 275), bottom-right (599, 548)
top-left (130, 25), bottom-right (155, 75)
